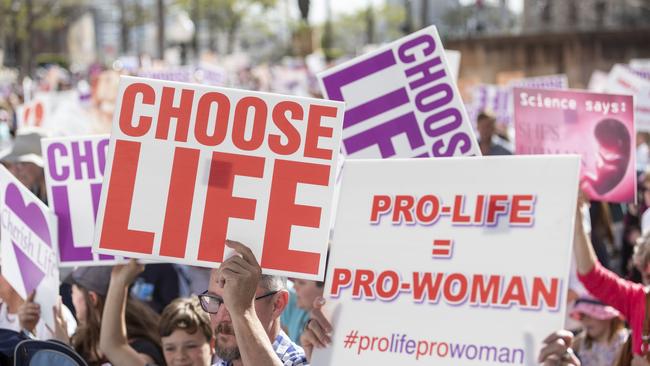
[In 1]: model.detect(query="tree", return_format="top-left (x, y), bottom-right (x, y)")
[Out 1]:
top-left (0, 0), bottom-right (88, 76)
top-left (177, 0), bottom-right (277, 54)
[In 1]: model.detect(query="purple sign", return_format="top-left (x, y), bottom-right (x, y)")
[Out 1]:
top-left (468, 74), bottom-right (569, 127)
top-left (318, 26), bottom-right (480, 159)
top-left (42, 135), bottom-right (119, 266)
top-left (0, 165), bottom-right (59, 328)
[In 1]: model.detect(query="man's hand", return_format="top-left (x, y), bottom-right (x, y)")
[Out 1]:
top-left (111, 259), bottom-right (145, 287)
top-left (538, 330), bottom-right (580, 366)
top-left (217, 240), bottom-right (262, 316)
top-left (18, 291), bottom-right (40, 333)
top-left (300, 297), bottom-right (332, 361)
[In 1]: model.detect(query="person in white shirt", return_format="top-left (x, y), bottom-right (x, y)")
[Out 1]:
top-left (0, 268), bottom-right (76, 339)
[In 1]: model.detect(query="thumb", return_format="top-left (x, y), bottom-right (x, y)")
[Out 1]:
top-left (310, 297), bottom-right (332, 333)
top-left (27, 290), bottom-right (36, 303)
top-left (54, 297), bottom-right (63, 319)
top-left (312, 296), bottom-right (326, 311)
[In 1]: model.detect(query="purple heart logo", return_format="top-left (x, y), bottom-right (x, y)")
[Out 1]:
top-left (5, 183), bottom-right (51, 247)
top-left (12, 241), bottom-right (45, 296)
top-left (5, 183), bottom-right (52, 295)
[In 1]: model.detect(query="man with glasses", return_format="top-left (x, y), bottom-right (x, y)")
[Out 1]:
top-left (199, 240), bottom-right (308, 366)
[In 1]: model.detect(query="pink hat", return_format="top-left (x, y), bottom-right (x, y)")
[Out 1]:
top-left (570, 297), bottom-right (623, 321)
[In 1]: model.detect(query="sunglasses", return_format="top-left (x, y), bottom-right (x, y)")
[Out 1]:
top-left (198, 290), bottom-right (279, 314)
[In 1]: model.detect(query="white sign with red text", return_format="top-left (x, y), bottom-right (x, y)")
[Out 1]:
top-left (313, 156), bottom-right (580, 365)
top-left (92, 77), bottom-right (344, 280)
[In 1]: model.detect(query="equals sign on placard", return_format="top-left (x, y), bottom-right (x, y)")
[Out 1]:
top-left (432, 239), bottom-right (453, 259)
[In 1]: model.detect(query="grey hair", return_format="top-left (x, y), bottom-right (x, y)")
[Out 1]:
top-left (260, 275), bottom-right (287, 292)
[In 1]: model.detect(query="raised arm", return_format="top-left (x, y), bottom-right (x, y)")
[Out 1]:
top-left (218, 241), bottom-right (283, 366)
top-left (99, 260), bottom-right (153, 366)
top-left (573, 201), bottom-right (597, 275)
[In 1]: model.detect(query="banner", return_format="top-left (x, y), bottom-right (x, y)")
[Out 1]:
top-left (514, 87), bottom-right (636, 203)
top-left (15, 94), bottom-right (54, 131)
top-left (606, 64), bottom-right (650, 132)
top-left (92, 76), bottom-right (344, 280)
top-left (0, 165), bottom-right (58, 329)
top-left (318, 26), bottom-right (479, 159)
top-left (42, 135), bottom-right (124, 266)
top-left (312, 156), bottom-right (580, 365)
top-left (469, 74), bottom-right (569, 127)
top-left (137, 63), bottom-right (227, 86)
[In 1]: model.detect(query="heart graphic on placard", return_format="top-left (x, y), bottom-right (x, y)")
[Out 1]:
top-left (4, 183), bottom-right (52, 296)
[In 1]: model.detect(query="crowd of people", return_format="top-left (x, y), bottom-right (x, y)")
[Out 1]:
top-left (1, 58), bottom-right (650, 366)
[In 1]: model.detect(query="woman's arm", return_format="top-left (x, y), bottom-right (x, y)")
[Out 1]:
top-left (99, 260), bottom-right (151, 366)
top-left (574, 202), bottom-right (597, 275)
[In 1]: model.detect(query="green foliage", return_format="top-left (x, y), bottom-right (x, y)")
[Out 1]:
top-left (0, 0), bottom-right (88, 40)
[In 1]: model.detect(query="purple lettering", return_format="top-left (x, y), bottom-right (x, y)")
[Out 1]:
top-left (71, 141), bottom-right (96, 180)
top-left (405, 57), bottom-right (445, 90)
top-left (415, 83), bottom-right (453, 113)
top-left (343, 88), bottom-right (409, 129)
top-left (52, 186), bottom-right (93, 262)
top-left (97, 139), bottom-right (109, 175)
top-left (424, 107), bottom-right (462, 138)
top-left (47, 143), bottom-right (69, 181)
top-left (321, 50), bottom-right (397, 101)
top-left (343, 112), bottom-right (424, 157)
top-left (398, 34), bottom-right (436, 63)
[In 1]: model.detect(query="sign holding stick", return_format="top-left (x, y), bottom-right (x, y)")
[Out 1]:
top-left (92, 77), bottom-right (344, 280)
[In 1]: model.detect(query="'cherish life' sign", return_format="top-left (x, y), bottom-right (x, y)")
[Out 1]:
top-left (0, 165), bottom-right (59, 329)
top-left (92, 76), bottom-right (344, 280)
top-left (318, 26), bottom-right (479, 159)
top-left (312, 156), bottom-right (579, 365)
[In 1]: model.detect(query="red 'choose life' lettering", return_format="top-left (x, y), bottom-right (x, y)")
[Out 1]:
top-left (116, 82), bottom-right (335, 159)
top-left (98, 82), bottom-right (339, 275)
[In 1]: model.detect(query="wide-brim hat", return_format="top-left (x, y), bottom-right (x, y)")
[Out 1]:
top-left (0, 128), bottom-right (46, 167)
top-left (570, 297), bottom-right (623, 321)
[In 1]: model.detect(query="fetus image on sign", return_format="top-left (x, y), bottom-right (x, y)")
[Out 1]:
top-left (581, 118), bottom-right (630, 195)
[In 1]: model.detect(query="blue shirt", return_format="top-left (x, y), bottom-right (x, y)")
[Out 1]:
top-left (281, 288), bottom-right (310, 344)
top-left (213, 330), bottom-right (308, 366)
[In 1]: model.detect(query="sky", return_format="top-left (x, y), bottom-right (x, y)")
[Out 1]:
top-left (308, 0), bottom-right (524, 24)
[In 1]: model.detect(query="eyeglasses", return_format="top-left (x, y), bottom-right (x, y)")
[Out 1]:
top-left (198, 290), bottom-right (279, 314)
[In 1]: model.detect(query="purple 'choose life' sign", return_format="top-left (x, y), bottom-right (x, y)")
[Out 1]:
top-left (318, 26), bottom-right (480, 158)
top-left (42, 135), bottom-right (120, 266)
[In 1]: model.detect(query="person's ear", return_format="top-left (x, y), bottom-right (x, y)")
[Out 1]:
top-left (89, 291), bottom-right (99, 307)
top-left (273, 290), bottom-right (289, 317)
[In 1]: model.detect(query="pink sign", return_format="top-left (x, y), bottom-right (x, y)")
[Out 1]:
top-left (514, 87), bottom-right (636, 203)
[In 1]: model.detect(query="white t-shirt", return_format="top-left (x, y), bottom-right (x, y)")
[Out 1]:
top-left (642, 208), bottom-right (650, 236)
top-left (637, 143), bottom-right (649, 172)
top-left (0, 301), bottom-right (77, 340)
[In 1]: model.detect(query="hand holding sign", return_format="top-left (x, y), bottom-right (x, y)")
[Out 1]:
top-left (300, 297), bottom-right (332, 361)
top-left (217, 240), bottom-right (262, 316)
top-left (46, 297), bottom-right (71, 344)
top-left (110, 259), bottom-right (145, 287)
top-left (18, 291), bottom-right (40, 334)
top-left (537, 331), bottom-right (580, 366)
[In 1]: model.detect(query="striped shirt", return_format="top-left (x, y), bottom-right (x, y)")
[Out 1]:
top-left (213, 330), bottom-right (308, 366)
